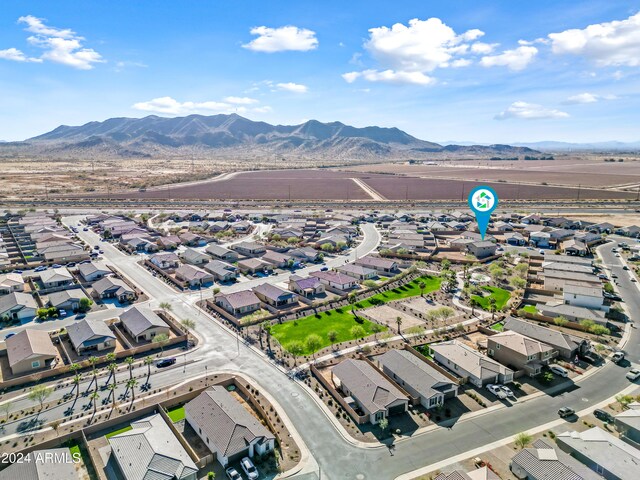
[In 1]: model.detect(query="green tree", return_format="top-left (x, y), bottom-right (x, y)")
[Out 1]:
top-left (285, 341), bottom-right (304, 365)
top-left (73, 374), bottom-right (82, 399)
top-left (78, 297), bottom-right (93, 312)
top-left (396, 316), bottom-right (403, 334)
top-left (350, 325), bottom-right (366, 343)
top-left (144, 356), bottom-right (154, 376)
top-left (378, 417), bottom-right (389, 436)
top-left (159, 302), bottom-right (172, 312)
top-left (88, 356), bottom-right (99, 389)
top-left (181, 318), bottom-right (196, 341)
top-left (489, 297), bottom-right (498, 321)
top-left (153, 333), bottom-right (170, 354)
top-left (207, 472), bottom-right (216, 480)
top-left (509, 276), bottom-right (526, 289)
top-left (90, 391), bottom-right (100, 416)
top-left (107, 383), bottom-right (117, 409)
top-left (554, 316), bottom-right (568, 327)
top-left (469, 298), bottom-right (479, 316)
top-left (127, 378), bottom-right (139, 402)
top-left (262, 321), bottom-right (273, 354)
top-left (418, 281), bottom-right (426, 297)
top-left (28, 385), bottom-right (53, 411)
top-left (125, 356), bottom-right (135, 380)
top-left (327, 330), bottom-right (338, 348)
top-left (305, 334), bottom-right (322, 359)
top-left (371, 323), bottom-right (384, 340)
top-left (1, 401), bottom-right (13, 421)
top-left (515, 432), bottom-right (532, 449)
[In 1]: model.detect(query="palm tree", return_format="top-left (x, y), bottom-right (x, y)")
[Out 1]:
top-left (107, 362), bottom-right (117, 387)
top-left (181, 318), bottom-right (196, 342)
top-left (396, 316), bottom-right (403, 334)
top-left (153, 333), bottom-right (170, 354)
top-left (144, 356), bottom-right (154, 377)
top-left (72, 374), bottom-right (82, 399)
top-left (262, 321), bottom-right (272, 354)
top-left (90, 391), bottom-right (100, 416)
top-left (69, 363), bottom-right (80, 375)
top-left (127, 379), bottom-right (139, 402)
top-left (470, 298), bottom-right (479, 316)
top-left (88, 356), bottom-right (99, 389)
top-left (418, 281), bottom-right (426, 297)
top-left (489, 297), bottom-right (498, 321)
top-left (107, 383), bottom-right (117, 409)
top-left (125, 356), bottom-right (135, 380)
top-left (106, 352), bottom-right (116, 363)
top-left (159, 302), bottom-right (172, 312)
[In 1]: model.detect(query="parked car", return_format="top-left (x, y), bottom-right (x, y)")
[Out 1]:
top-left (4, 333), bottom-right (16, 340)
top-left (75, 313), bottom-right (86, 320)
top-left (612, 352), bottom-right (625, 364)
top-left (550, 365), bottom-right (569, 377)
top-left (539, 249), bottom-right (545, 255)
top-left (558, 407), bottom-right (575, 418)
top-left (58, 309), bottom-right (68, 317)
top-left (94, 245), bottom-right (100, 250)
top-left (156, 358), bottom-right (176, 368)
top-left (623, 265), bottom-right (629, 270)
top-left (487, 384), bottom-right (507, 399)
top-left (13, 270), bottom-right (23, 274)
top-left (225, 467), bottom-right (243, 480)
top-left (626, 369), bottom-right (640, 381)
top-left (594, 409), bottom-right (613, 422)
top-left (603, 292), bottom-right (622, 301)
top-left (500, 385), bottom-right (515, 398)
top-left (67, 262), bottom-right (76, 268)
top-left (99, 250), bottom-right (104, 254)
top-left (240, 457), bottom-right (259, 480)
top-left (34, 266), bottom-right (48, 272)
top-left (83, 227), bottom-right (89, 231)
top-left (320, 266), bottom-right (329, 271)
top-left (51, 264), bottom-right (62, 268)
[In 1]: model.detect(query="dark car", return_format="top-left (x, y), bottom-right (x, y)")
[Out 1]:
top-left (157, 358), bottom-right (176, 368)
top-left (320, 267), bottom-right (329, 271)
top-left (558, 407), bottom-right (575, 418)
top-left (594, 409), bottom-right (613, 422)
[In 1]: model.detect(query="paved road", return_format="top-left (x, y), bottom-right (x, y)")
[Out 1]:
top-left (3, 222), bottom-right (639, 480)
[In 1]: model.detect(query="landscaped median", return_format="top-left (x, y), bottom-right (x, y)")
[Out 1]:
top-left (271, 275), bottom-right (442, 356)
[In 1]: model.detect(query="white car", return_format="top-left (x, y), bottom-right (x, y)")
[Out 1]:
top-left (487, 384), bottom-right (507, 399)
top-left (500, 385), bottom-right (515, 398)
top-left (626, 369), bottom-right (640, 381)
top-left (225, 467), bottom-right (243, 480)
top-left (240, 457), bottom-right (259, 480)
top-left (550, 365), bottom-right (569, 377)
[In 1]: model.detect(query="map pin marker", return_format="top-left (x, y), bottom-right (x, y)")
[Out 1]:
top-left (468, 185), bottom-right (499, 241)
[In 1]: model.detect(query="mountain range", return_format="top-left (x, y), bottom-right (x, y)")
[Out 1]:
top-left (0, 114), bottom-right (539, 160)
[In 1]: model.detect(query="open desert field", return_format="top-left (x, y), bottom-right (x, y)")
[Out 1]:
top-left (101, 168), bottom-right (637, 201)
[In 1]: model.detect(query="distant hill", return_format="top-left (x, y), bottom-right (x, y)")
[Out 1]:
top-left (2, 114), bottom-right (538, 160)
top-left (512, 140), bottom-right (640, 152)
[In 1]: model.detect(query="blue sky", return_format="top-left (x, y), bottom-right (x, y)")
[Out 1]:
top-left (1, 0), bottom-right (639, 143)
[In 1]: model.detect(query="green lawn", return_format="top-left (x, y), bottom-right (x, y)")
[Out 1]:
top-left (353, 275), bottom-right (442, 309)
top-left (105, 425), bottom-right (132, 439)
top-left (167, 405), bottom-right (185, 422)
top-left (490, 321), bottom-right (505, 332)
top-left (471, 286), bottom-right (511, 310)
top-left (271, 275), bottom-right (440, 356)
top-left (521, 305), bottom-right (538, 314)
top-left (271, 309), bottom-right (385, 355)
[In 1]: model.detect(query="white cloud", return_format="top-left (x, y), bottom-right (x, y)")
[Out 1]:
top-left (276, 82), bottom-right (308, 93)
top-left (223, 96), bottom-right (259, 105)
top-left (132, 96), bottom-right (270, 116)
top-left (480, 46), bottom-right (538, 71)
top-left (451, 58), bottom-right (472, 68)
top-left (342, 69), bottom-right (434, 85)
top-left (495, 101), bottom-right (569, 120)
top-left (0, 16), bottom-right (104, 69)
top-left (0, 47), bottom-right (41, 63)
top-left (470, 42), bottom-right (498, 54)
top-left (243, 26), bottom-right (318, 52)
top-left (563, 92), bottom-right (617, 104)
top-left (549, 12), bottom-right (640, 67)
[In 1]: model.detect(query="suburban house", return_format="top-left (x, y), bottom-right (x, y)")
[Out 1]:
top-left (252, 283), bottom-right (297, 308)
top-left (0, 448), bottom-right (79, 480)
top-left (376, 349), bottom-right (458, 409)
top-left (203, 260), bottom-right (239, 282)
top-left (39, 267), bottom-right (74, 290)
top-left (504, 317), bottom-right (591, 360)
top-left (206, 244), bottom-right (239, 262)
top-left (529, 231), bottom-right (551, 248)
top-left (288, 246), bottom-right (322, 262)
top-left (175, 264), bottom-right (214, 287)
top-left (47, 288), bottom-right (89, 312)
top-left (539, 302), bottom-right (608, 326)
top-left (504, 232), bottom-right (526, 246)
top-left (237, 257), bottom-right (273, 275)
top-left (543, 261), bottom-right (594, 275)
top-left (185, 386), bottom-right (275, 467)
top-left (337, 264), bottom-right (377, 281)
top-left (215, 290), bottom-right (262, 316)
top-left (543, 270), bottom-right (601, 292)
top-left (0, 272), bottom-right (24, 295)
top-left (430, 340), bottom-right (514, 387)
top-left (119, 306), bottom-right (170, 342)
top-left (563, 282), bottom-right (606, 311)
top-left (232, 241), bottom-right (266, 257)
top-left (556, 427), bottom-right (640, 480)
top-left (487, 330), bottom-right (556, 376)
top-left (92, 277), bottom-right (136, 303)
top-left (510, 438), bottom-right (601, 480)
top-left (614, 402), bottom-right (640, 445)
top-left (6, 329), bottom-right (58, 375)
top-left (310, 270), bottom-right (359, 291)
top-left (466, 241), bottom-right (498, 259)
top-left (262, 250), bottom-right (294, 268)
top-left (67, 319), bottom-right (116, 354)
top-left (149, 252), bottom-right (180, 270)
top-left (77, 261), bottom-right (112, 282)
top-left (157, 235), bottom-right (181, 250)
top-left (332, 358), bottom-right (409, 425)
top-left (288, 275), bottom-right (325, 298)
top-left (435, 467), bottom-right (500, 480)
top-left (0, 292), bottom-right (38, 322)
top-left (179, 232), bottom-right (204, 246)
top-left (109, 414), bottom-right (198, 480)
top-left (355, 256), bottom-right (398, 274)
top-left (562, 239), bottom-right (588, 256)
top-left (180, 247), bottom-right (210, 266)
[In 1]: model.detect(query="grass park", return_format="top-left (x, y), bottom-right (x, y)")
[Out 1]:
top-left (471, 285), bottom-right (511, 311)
top-left (271, 275), bottom-right (441, 356)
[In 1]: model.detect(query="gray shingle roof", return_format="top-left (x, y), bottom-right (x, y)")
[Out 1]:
top-left (6, 329), bottom-right (57, 368)
top-left (511, 438), bottom-right (597, 480)
top-left (333, 359), bottom-right (408, 415)
top-left (430, 340), bottom-right (513, 381)
top-left (0, 448), bottom-right (78, 480)
top-left (185, 386), bottom-right (275, 458)
top-left (109, 414), bottom-right (197, 480)
top-left (119, 306), bottom-right (169, 337)
top-left (504, 317), bottom-right (583, 352)
top-left (0, 292), bottom-right (37, 314)
top-left (66, 319), bottom-right (115, 349)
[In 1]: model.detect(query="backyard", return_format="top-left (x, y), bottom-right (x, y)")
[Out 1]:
top-left (471, 286), bottom-right (511, 310)
top-left (166, 405), bottom-right (185, 422)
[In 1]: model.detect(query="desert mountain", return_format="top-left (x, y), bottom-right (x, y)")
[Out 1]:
top-left (5, 114), bottom-right (537, 159)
